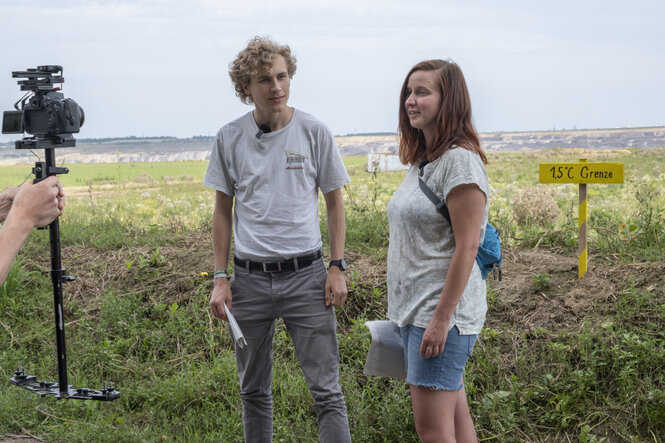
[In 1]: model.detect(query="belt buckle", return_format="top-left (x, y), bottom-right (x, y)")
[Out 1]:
top-left (262, 261), bottom-right (282, 272)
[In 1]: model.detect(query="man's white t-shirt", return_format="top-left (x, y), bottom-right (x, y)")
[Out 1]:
top-left (203, 109), bottom-right (350, 262)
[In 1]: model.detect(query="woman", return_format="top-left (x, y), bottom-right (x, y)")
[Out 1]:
top-left (387, 59), bottom-right (489, 442)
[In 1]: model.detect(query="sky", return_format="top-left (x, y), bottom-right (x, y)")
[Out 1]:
top-left (0, 0), bottom-right (663, 143)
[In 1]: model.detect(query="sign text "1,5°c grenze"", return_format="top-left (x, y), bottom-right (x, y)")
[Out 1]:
top-left (539, 162), bottom-right (624, 184)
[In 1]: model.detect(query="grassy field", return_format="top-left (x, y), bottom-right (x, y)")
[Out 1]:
top-left (1, 148), bottom-right (664, 442)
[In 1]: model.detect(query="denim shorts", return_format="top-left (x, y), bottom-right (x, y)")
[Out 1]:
top-left (400, 324), bottom-right (478, 391)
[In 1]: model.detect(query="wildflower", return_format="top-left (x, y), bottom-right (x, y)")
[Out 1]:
top-left (200, 272), bottom-right (209, 277)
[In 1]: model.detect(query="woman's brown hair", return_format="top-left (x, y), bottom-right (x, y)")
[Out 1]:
top-left (398, 59), bottom-right (486, 165)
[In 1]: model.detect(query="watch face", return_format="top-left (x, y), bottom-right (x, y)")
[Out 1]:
top-left (330, 259), bottom-right (347, 271)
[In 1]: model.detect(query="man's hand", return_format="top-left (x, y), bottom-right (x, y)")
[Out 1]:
top-left (0, 176), bottom-right (65, 285)
top-left (10, 177), bottom-right (65, 228)
top-left (325, 266), bottom-right (348, 307)
top-left (210, 278), bottom-right (232, 322)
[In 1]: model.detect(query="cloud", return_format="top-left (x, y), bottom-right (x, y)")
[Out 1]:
top-left (1, 0), bottom-right (663, 140)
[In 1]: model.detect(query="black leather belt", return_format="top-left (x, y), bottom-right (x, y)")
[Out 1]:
top-left (234, 250), bottom-right (322, 272)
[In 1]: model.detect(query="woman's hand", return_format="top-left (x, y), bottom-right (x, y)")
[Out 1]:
top-left (421, 317), bottom-right (450, 358)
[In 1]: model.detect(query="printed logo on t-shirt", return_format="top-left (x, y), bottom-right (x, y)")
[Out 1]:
top-left (285, 150), bottom-right (305, 170)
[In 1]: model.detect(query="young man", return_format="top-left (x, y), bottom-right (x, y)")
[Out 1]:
top-left (203, 37), bottom-right (352, 443)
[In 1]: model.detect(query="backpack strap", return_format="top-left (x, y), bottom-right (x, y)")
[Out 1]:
top-left (418, 161), bottom-right (503, 281)
top-left (418, 160), bottom-right (452, 225)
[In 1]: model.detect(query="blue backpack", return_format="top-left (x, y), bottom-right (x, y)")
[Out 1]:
top-left (418, 161), bottom-right (502, 280)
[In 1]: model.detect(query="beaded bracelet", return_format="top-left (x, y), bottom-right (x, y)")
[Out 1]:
top-left (213, 269), bottom-right (231, 280)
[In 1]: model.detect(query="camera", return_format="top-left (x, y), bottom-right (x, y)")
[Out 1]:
top-left (2, 65), bottom-right (84, 141)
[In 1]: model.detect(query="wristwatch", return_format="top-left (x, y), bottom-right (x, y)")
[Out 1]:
top-left (328, 259), bottom-right (347, 271)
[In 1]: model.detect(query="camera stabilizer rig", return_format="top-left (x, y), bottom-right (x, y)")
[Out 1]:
top-left (2, 65), bottom-right (119, 401)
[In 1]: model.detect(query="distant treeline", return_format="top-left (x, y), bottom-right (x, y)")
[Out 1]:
top-left (339, 132), bottom-right (397, 137)
top-left (2, 133), bottom-right (398, 147)
top-left (78, 135), bottom-right (179, 143)
top-left (78, 133), bottom-right (398, 142)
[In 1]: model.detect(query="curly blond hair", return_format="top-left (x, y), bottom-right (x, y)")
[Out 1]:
top-left (229, 36), bottom-right (297, 104)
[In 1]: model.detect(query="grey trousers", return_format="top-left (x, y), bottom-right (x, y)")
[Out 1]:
top-left (230, 257), bottom-right (351, 443)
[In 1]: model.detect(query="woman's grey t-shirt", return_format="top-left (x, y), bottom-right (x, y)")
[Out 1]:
top-left (387, 147), bottom-right (489, 335)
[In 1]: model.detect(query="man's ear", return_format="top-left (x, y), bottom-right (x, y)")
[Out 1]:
top-left (242, 82), bottom-right (251, 97)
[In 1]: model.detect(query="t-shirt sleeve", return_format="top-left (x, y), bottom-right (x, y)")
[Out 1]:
top-left (316, 125), bottom-right (351, 194)
top-left (203, 130), bottom-right (235, 196)
top-left (435, 148), bottom-right (489, 202)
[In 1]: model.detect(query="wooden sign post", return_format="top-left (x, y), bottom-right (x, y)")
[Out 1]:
top-left (539, 160), bottom-right (624, 278)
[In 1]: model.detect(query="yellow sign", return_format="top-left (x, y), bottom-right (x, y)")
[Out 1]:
top-left (539, 162), bottom-right (624, 184)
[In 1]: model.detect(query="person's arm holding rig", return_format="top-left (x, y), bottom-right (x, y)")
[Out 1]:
top-left (0, 176), bottom-right (64, 284)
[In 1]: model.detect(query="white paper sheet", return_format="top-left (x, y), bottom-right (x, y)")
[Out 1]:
top-left (364, 320), bottom-right (406, 380)
top-left (225, 305), bottom-right (248, 349)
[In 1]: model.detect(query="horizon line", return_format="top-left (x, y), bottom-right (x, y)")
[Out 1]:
top-left (1, 124), bottom-right (664, 145)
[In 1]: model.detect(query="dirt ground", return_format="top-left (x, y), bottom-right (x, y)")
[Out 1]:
top-left (52, 236), bottom-right (664, 330)
top-left (487, 248), bottom-right (665, 334)
top-left (15, 234), bottom-right (665, 342)
top-left (4, 238), bottom-right (664, 442)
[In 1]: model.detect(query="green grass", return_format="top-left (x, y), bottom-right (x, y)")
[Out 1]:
top-left (0, 160), bottom-right (209, 189)
top-left (1, 149), bottom-right (664, 441)
top-left (468, 283), bottom-right (665, 441)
